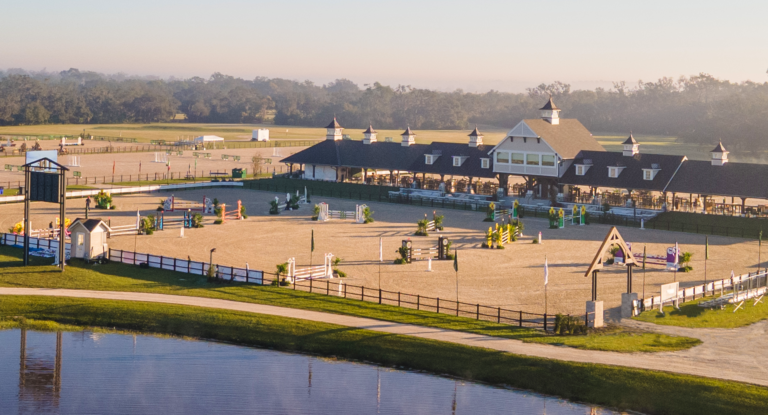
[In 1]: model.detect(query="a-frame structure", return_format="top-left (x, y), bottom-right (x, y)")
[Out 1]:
top-left (585, 226), bottom-right (637, 300)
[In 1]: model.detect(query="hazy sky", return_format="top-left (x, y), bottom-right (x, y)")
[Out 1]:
top-left (3, 0), bottom-right (766, 92)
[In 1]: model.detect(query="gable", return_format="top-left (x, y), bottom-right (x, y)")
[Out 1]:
top-left (507, 120), bottom-right (539, 138)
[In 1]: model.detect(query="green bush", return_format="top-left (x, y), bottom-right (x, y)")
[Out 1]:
top-left (191, 213), bottom-right (204, 228)
top-left (269, 200), bottom-right (280, 215)
top-left (415, 219), bottom-right (429, 236)
top-left (554, 314), bottom-right (588, 335)
top-left (312, 204), bottom-right (320, 220)
top-left (240, 204), bottom-right (248, 219)
top-left (363, 206), bottom-right (374, 223)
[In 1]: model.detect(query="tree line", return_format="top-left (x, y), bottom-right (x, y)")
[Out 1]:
top-left (1, 68), bottom-right (767, 150)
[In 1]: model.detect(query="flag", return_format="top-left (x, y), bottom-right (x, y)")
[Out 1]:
top-left (705, 236), bottom-right (709, 260)
top-left (379, 237), bottom-right (383, 262)
top-left (311, 229), bottom-right (315, 252)
top-left (544, 256), bottom-right (549, 286)
top-left (112, 160), bottom-right (115, 175)
top-left (642, 245), bottom-right (646, 270)
top-left (453, 250), bottom-right (458, 272)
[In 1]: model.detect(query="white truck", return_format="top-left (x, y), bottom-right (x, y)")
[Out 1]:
top-left (251, 129), bottom-right (269, 142)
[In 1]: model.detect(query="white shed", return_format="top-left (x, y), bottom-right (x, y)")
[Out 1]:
top-left (252, 129), bottom-right (269, 141)
top-left (68, 218), bottom-right (110, 260)
top-left (193, 135), bottom-right (225, 144)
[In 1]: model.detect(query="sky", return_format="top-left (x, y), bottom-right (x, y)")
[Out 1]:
top-left (2, 0), bottom-right (767, 92)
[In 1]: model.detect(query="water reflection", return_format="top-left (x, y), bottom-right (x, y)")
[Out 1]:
top-left (0, 329), bottom-right (623, 414)
top-left (17, 329), bottom-right (62, 413)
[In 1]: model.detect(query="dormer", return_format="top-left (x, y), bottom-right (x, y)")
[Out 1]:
top-left (362, 125), bottom-right (377, 144)
top-left (425, 152), bottom-right (440, 165)
top-left (325, 118), bottom-right (343, 141)
top-left (711, 142), bottom-right (729, 166)
top-left (574, 159), bottom-right (592, 176)
top-left (539, 96), bottom-right (561, 125)
top-left (480, 158), bottom-right (490, 169)
top-left (608, 165), bottom-right (626, 178)
top-left (401, 127), bottom-right (415, 147)
top-left (468, 127), bottom-right (483, 147)
top-left (452, 156), bottom-right (468, 167)
top-left (643, 163), bottom-right (661, 180)
top-left (622, 133), bottom-right (639, 156)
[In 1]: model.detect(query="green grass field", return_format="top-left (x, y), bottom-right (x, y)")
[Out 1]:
top-left (0, 245), bottom-right (697, 352)
top-left (634, 295), bottom-right (768, 328)
top-left (0, 296), bottom-right (764, 415)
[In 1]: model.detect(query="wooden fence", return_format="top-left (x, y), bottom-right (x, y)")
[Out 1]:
top-left (107, 247), bottom-right (555, 330)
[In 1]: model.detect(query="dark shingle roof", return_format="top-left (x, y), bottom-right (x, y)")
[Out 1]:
top-left (325, 118), bottom-right (342, 129)
top-left (540, 96), bottom-right (559, 111)
top-left (363, 125), bottom-right (376, 134)
top-left (523, 119), bottom-right (605, 159)
top-left (711, 142), bottom-right (728, 153)
top-left (468, 127), bottom-right (482, 137)
top-left (409, 143), bottom-right (496, 179)
top-left (281, 140), bottom-right (495, 178)
top-left (70, 218), bottom-right (107, 232)
top-left (401, 127), bottom-right (415, 136)
top-left (622, 133), bottom-right (637, 145)
top-left (559, 151), bottom-right (686, 192)
top-left (281, 140), bottom-right (426, 171)
top-left (665, 160), bottom-right (768, 199)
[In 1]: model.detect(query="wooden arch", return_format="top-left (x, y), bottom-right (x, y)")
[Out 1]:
top-left (585, 226), bottom-right (637, 300)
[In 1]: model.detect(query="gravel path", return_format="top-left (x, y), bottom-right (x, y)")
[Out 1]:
top-left (2, 288), bottom-right (766, 387)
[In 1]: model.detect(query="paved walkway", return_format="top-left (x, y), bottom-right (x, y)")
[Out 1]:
top-left (2, 288), bottom-right (766, 387)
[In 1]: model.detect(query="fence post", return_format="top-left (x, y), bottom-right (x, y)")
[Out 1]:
top-left (544, 313), bottom-right (548, 331)
top-left (379, 288), bottom-right (382, 304)
top-left (476, 304), bottom-right (480, 320)
top-left (437, 298), bottom-right (440, 314)
top-left (519, 310), bottom-right (523, 327)
top-left (327, 280), bottom-right (329, 295)
top-left (344, 283), bottom-right (347, 298)
top-left (398, 292), bottom-right (401, 307)
top-left (310, 278), bottom-right (312, 293)
top-left (362, 286), bottom-right (364, 301)
top-left (417, 294), bottom-right (420, 310)
top-left (497, 307), bottom-right (501, 323)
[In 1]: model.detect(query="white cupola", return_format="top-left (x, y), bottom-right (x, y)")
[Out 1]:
top-left (325, 117), bottom-right (343, 141)
top-left (710, 142), bottom-right (729, 166)
top-left (362, 125), bottom-right (377, 144)
top-left (468, 126), bottom-right (483, 147)
top-left (401, 126), bottom-right (415, 147)
top-left (539, 96), bottom-right (561, 125)
top-left (622, 132), bottom-right (639, 156)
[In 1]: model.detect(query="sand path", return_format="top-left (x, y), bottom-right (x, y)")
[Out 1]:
top-left (2, 288), bottom-right (767, 387)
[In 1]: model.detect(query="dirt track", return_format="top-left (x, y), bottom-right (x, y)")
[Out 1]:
top-left (1, 186), bottom-right (761, 315)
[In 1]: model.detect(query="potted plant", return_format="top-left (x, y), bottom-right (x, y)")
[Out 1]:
top-left (679, 252), bottom-right (693, 272)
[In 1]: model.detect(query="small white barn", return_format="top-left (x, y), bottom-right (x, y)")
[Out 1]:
top-left (68, 218), bottom-right (110, 259)
top-left (252, 129), bottom-right (269, 141)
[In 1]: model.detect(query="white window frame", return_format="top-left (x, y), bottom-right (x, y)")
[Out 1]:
top-left (643, 169), bottom-right (660, 181)
top-left (453, 156), bottom-right (462, 167)
top-left (425, 155), bottom-right (435, 165)
top-left (481, 158), bottom-right (490, 169)
top-left (608, 166), bottom-right (625, 178)
top-left (541, 154), bottom-right (556, 167)
top-left (526, 154), bottom-right (540, 166)
top-left (495, 151), bottom-right (510, 164)
top-left (576, 165), bottom-right (584, 176)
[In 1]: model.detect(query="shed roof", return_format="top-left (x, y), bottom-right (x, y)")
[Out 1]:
top-left (69, 218), bottom-right (108, 232)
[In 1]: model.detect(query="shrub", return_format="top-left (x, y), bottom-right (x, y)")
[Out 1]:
top-left (191, 213), bottom-right (204, 228)
top-left (532, 239), bottom-right (539, 244)
top-left (395, 246), bottom-right (409, 264)
top-left (94, 190), bottom-right (112, 209)
top-left (554, 314), bottom-right (588, 335)
top-left (433, 213), bottom-right (444, 230)
top-left (214, 205), bottom-right (223, 218)
top-left (213, 198), bottom-right (220, 207)
top-left (213, 219), bottom-right (223, 225)
top-left (142, 215), bottom-right (155, 235)
top-left (312, 204), bottom-right (320, 220)
top-left (206, 264), bottom-right (218, 282)
top-left (240, 204), bottom-right (248, 219)
top-left (363, 206), bottom-right (374, 223)
top-left (415, 219), bottom-right (429, 236)
top-left (679, 251), bottom-right (694, 272)
top-left (289, 195), bottom-right (300, 210)
top-left (269, 200), bottom-right (280, 215)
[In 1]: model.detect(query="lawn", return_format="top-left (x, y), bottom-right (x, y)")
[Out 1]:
top-left (0, 245), bottom-right (698, 352)
top-left (647, 211), bottom-right (768, 239)
top-left (0, 296), bottom-right (765, 415)
top-left (634, 295), bottom-right (768, 328)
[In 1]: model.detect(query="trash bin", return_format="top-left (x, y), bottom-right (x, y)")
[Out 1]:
top-left (232, 168), bottom-right (246, 179)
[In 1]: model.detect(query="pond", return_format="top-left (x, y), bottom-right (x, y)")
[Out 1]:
top-left (0, 329), bottom-right (623, 414)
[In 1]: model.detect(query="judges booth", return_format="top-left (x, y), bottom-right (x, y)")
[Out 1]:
top-left (68, 218), bottom-right (109, 260)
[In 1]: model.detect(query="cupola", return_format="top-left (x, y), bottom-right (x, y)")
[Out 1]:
top-left (401, 127), bottom-right (415, 147)
top-left (468, 126), bottom-right (483, 147)
top-left (539, 96), bottom-right (561, 125)
top-left (325, 118), bottom-right (343, 141)
top-left (710, 142), bottom-right (729, 166)
top-left (622, 132), bottom-right (639, 156)
top-left (362, 125), bottom-right (377, 144)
